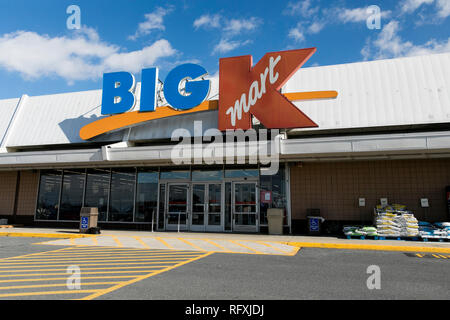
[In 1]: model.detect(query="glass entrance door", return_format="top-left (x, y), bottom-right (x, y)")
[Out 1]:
top-left (206, 183), bottom-right (223, 232)
top-left (190, 183), bottom-right (223, 232)
top-left (191, 184), bottom-right (206, 232)
top-left (232, 182), bottom-right (258, 232)
top-left (166, 184), bottom-right (189, 231)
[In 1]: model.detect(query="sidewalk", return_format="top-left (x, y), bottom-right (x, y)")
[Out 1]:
top-left (1, 227), bottom-right (450, 254)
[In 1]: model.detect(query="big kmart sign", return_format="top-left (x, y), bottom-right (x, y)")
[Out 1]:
top-left (79, 48), bottom-right (338, 140)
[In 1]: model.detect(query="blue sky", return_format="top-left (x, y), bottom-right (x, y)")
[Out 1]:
top-left (0, 0), bottom-right (449, 99)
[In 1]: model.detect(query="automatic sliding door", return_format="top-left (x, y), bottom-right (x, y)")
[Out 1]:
top-left (166, 184), bottom-right (189, 231)
top-left (232, 182), bottom-right (258, 232)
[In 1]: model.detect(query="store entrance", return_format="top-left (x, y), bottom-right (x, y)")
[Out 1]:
top-left (165, 183), bottom-right (189, 231)
top-left (159, 178), bottom-right (259, 233)
top-left (191, 183), bottom-right (223, 232)
top-left (232, 182), bottom-right (259, 233)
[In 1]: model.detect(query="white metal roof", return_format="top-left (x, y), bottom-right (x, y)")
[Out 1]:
top-left (283, 52), bottom-right (450, 131)
top-left (0, 52), bottom-right (448, 149)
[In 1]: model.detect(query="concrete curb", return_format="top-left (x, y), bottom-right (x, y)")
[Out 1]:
top-left (1, 231), bottom-right (449, 254)
top-left (286, 241), bottom-right (450, 253)
top-left (0, 232), bottom-right (94, 239)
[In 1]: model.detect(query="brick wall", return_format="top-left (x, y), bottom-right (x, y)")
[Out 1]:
top-left (16, 170), bottom-right (39, 216)
top-left (0, 171), bottom-right (18, 215)
top-left (290, 159), bottom-right (450, 222)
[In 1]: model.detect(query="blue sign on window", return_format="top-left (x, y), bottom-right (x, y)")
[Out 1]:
top-left (81, 216), bottom-right (89, 229)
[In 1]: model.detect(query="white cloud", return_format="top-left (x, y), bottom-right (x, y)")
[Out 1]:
top-left (193, 14), bottom-right (261, 54)
top-left (400, 0), bottom-right (434, 13)
top-left (0, 27), bottom-right (176, 83)
top-left (436, 0), bottom-right (450, 18)
top-left (193, 14), bottom-right (221, 29)
top-left (284, 0), bottom-right (319, 18)
top-left (193, 14), bottom-right (262, 36)
top-left (223, 17), bottom-right (261, 35)
top-left (308, 21), bottom-right (325, 34)
top-left (212, 38), bottom-right (251, 54)
top-left (288, 26), bottom-right (305, 42)
top-left (129, 7), bottom-right (173, 40)
top-left (361, 20), bottom-right (450, 60)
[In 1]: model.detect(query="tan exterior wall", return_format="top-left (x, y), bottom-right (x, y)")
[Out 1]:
top-left (16, 170), bottom-right (39, 216)
top-left (0, 171), bottom-right (18, 215)
top-left (290, 159), bottom-right (450, 222)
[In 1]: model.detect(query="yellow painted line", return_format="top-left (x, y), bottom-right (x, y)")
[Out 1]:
top-left (70, 238), bottom-right (76, 245)
top-left (432, 254), bottom-right (441, 259)
top-left (286, 242), bottom-right (450, 254)
top-left (4, 253), bottom-right (201, 262)
top-left (0, 265), bottom-right (171, 273)
top-left (0, 276), bottom-right (139, 284)
top-left (228, 240), bottom-right (263, 254)
top-left (133, 236), bottom-right (150, 249)
top-left (0, 257), bottom-right (201, 266)
top-left (80, 252), bottom-right (214, 300)
top-left (0, 261), bottom-right (185, 269)
top-left (0, 270), bottom-right (165, 278)
top-left (0, 289), bottom-right (100, 298)
top-left (156, 237), bottom-right (174, 250)
top-left (0, 232), bottom-right (95, 239)
top-left (0, 247), bottom-right (71, 262)
top-left (439, 255), bottom-right (448, 259)
top-left (14, 252), bottom-right (197, 259)
top-left (416, 253), bottom-right (424, 258)
top-left (0, 282), bottom-right (122, 290)
top-left (202, 239), bottom-right (233, 253)
top-left (255, 241), bottom-right (291, 254)
top-left (110, 236), bottom-right (123, 248)
top-left (177, 238), bottom-right (207, 252)
top-left (43, 248), bottom-right (181, 254)
top-left (23, 252), bottom-right (191, 259)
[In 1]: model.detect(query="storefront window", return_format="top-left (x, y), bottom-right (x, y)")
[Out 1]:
top-left (225, 168), bottom-right (259, 178)
top-left (36, 170), bottom-right (62, 220)
top-left (259, 165), bottom-right (286, 225)
top-left (192, 170), bottom-right (223, 181)
top-left (84, 169), bottom-right (110, 222)
top-left (136, 169), bottom-right (158, 223)
top-left (109, 168), bottom-right (135, 222)
top-left (59, 169), bottom-right (85, 221)
top-left (160, 170), bottom-right (190, 180)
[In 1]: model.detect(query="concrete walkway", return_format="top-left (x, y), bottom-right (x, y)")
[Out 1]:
top-left (1, 227), bottom-right (450, 254)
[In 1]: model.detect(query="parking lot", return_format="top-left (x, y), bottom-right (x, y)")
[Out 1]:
top-left (0, 236), bottom-right (449, 300)
top-left (0, 242), bottom-right (210, 300)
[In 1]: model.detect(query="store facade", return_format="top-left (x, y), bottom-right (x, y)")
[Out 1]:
top-left (0, 49), bottom-right (449, 233)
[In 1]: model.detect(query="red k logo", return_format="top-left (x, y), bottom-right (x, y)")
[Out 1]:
top-left (218, 48), bottom-right (319, 130)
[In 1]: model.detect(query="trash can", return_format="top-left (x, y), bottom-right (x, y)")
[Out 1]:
top-left (80, 207), bottom-right (99, 234)
top-left (267, 208), bottom-right (284, 235)
top-left (307, 216), bottom-right (325, 235)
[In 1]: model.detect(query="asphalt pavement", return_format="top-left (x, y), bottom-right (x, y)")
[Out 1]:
top-left (0, 237), bottom-right (448, 300)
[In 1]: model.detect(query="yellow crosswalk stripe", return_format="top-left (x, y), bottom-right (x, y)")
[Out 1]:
top-left (0, 282), bottom-right (121, 290)
top-left (133, 236), bottom-right (150, 249)
top-left (0, 290), bottom-right (100, 298)
top-left (177, 238), bottom-right (206, 251)
top-left (156, 237), bottom-right (174, 249)
top-left (228, 240), bottom-right (263, 254)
